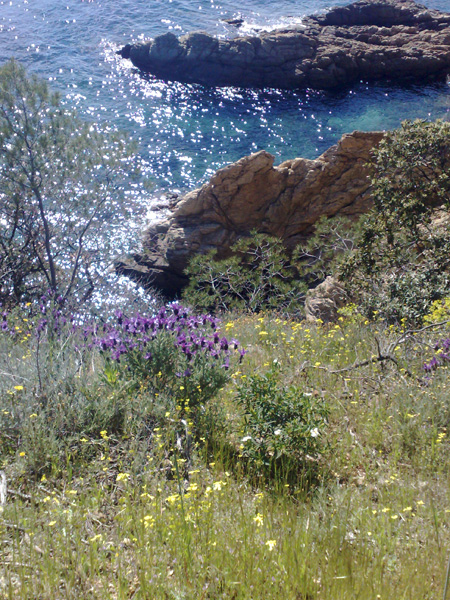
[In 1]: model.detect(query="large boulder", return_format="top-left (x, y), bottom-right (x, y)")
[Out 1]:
top-left (117, 0), bottom-right (450, 90)
top-left (305, 276), bottom-right (348, 323)
top-left (116, 130), bottom-right (384, 296)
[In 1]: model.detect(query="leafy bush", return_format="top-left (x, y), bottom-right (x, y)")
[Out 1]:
top-left (292, 215), bottom-right (360, 288)
top-left (341, 119), bottom-right (450, 324)
top-left (95, 304), bottom-right (242, 393)
top-left (236, 368), bottom-right (328, 484)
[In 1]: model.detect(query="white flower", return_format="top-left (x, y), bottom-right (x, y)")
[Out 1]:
top-left (274, 429), bottom-right (282, 436)
top-left (310, 427), bottom-right (320, 438)
top-left (242, 435), bottom-right (252, 442)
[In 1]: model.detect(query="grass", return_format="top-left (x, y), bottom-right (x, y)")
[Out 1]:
top-left (1, 306), bottom-right (450, 599)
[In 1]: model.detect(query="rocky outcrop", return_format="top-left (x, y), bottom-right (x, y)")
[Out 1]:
top-left (116, 130), bottom-right (384, 296)
top-left (305, 277), bottom-right (348, 323)
top-left (117, 0), bottom-right (450, 90)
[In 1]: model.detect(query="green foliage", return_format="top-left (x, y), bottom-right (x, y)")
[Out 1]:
top-left (183, 233), bottom-right (306, 314)
top-left (107, 330), bottom-right (230, 414)
top-left (236, 367), bottom-right (328, 483)
top-left (293, 215), bottom-right (361, 287)
top-left (341, 119), bottom-right (450, 324)
top-left (0, 59), bottom-right (144, 307)
top-left (0, 303), bottom-right (240, 478)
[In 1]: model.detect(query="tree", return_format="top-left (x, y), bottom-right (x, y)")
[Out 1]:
top-left (341, 119), bottom-right (450, 323)
top-left (0, 59), bottom-right (143, 308)
top-left (183, 233), bottom-right (306, 314)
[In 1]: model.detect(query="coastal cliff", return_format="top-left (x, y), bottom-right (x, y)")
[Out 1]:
top-left (118, 0), bottom-right (450, 90)
top-left (116, 130), bottom-right (384, 295)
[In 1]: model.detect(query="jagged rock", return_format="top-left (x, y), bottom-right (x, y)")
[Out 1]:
top-left (305, 276), bottom-right (348, 323)
top-left (117, 0), bottom-right (450, 90)
top-left (116, 130), bottom-right (384, 296)
top-left (223, 17), bottom-right (245, 27)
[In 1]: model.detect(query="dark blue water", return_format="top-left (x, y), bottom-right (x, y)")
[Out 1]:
top-left (1, 0), bottom-right (450, 197)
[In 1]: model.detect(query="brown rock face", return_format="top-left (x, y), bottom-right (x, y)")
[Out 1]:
top-left (116, 130), bottom-right (384, 296)
top-left (117, 0), bottom-right (450, 90)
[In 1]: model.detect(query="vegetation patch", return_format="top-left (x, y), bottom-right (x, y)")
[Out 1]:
top-left (1, 62), bottom-right (450, 600)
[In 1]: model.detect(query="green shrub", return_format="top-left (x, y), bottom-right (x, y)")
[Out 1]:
top-left (292, 215), bottom-right (361, 288)
top-left (236, 367), bottom-right (328, 484)
top-left (341, 119), bottom-right (450, 324)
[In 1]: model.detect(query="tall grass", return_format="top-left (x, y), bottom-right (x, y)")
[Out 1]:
top-left (1, 306), bottom-right (449, 599)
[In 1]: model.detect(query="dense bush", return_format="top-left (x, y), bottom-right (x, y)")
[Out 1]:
top-left (236, 367), bottom-right (328, 483)
top-left (341, 119), bottom-right (450, 324)
top-left (91, 302), bottom-right (246, 409)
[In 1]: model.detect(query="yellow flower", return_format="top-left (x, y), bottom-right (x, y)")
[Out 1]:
top-left (213, 481), bottom-right (226, 491)
top-left (265, 539), bottom-right (277, 551)
top-left (19, 452), bottom-right (26, 457)
top-left (14, 385), bottom-right (24, 391)
top-left (116, 473), bottom-right (130, 482)
top-left (253, 513), bottom-right (264, 527)
top-left (100, 430), bottom-right (109, 440)
top-left (143, 515), bottom-right (155, 529)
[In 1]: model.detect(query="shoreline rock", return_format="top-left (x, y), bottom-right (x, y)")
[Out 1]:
top-left (117, 0), bottom-right (450, 90)
top-left (115, 130), bottom-right (384, 296)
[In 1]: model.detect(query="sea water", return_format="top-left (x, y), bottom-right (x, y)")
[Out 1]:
top-left (1, 0), bottom-right (449, 198)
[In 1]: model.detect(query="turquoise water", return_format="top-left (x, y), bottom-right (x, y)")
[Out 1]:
top-left (1, 0), bottom-right (450, 195)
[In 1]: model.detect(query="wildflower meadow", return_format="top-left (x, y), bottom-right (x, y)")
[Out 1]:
top-left (1, 297), bottom-right (450, 599)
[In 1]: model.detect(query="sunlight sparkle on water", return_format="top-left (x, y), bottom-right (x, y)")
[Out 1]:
top-left (0, 0), bottom-right (449, 196)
